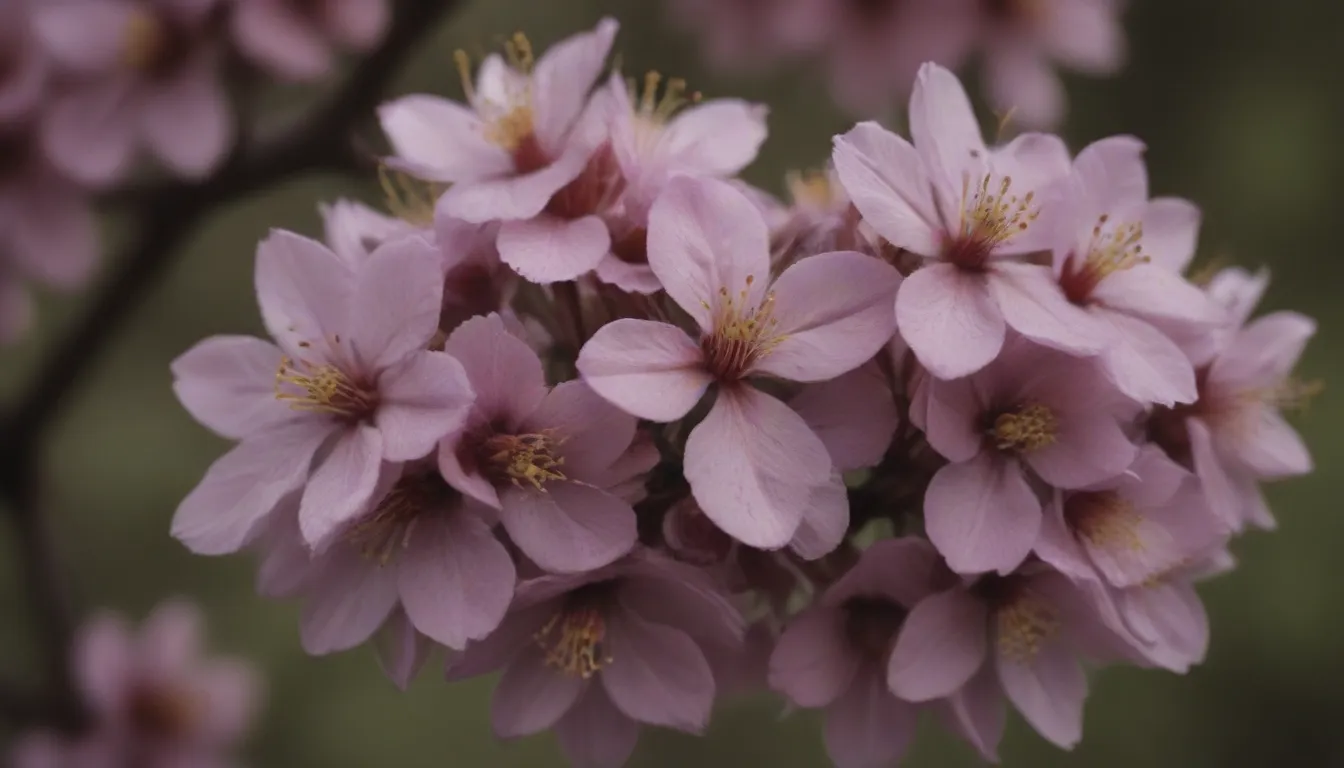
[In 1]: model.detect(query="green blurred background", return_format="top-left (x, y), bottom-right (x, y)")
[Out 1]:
top-left (3, 0), bottom-right (1342, 765)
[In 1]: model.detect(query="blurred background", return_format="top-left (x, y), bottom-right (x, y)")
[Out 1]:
top-left (2, 1), bottom-right (1342, 765)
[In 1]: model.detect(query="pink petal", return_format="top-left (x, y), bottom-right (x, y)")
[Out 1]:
top-left (1070, 136), bottom-right (1148, 223)
top-left (299, 545), bottom-right (399, 654)
top-left (576, 318), bottom-right (710, 421)
top-left (823, 672), bottom-right (918, 768)
top-left (989, 262), bottom-right (1105, 357)
top-left (171, 335), bottom-right (296, 440)
top-left (138, 599), bottom-right (203, 676)
top-left (1141, 198), bottom-right (1202, 272)
top-left (660, 99), bottom-right (768, 176)
top-left (1117, 579), bottom-right (1208, 672)
top-left (594, 253), bottom-right (663, 294)
top-left (830, 121), bottom-right (940, 255)
top-left (1092, 262), bottom-right (1217, 324)
top-left (231, 0), bottom-right (331, 79)
top-left (1033, 494), bottom-right (1097, 583)
top-left (254, 230), bottom-right (354, 361)
top-left (1043, 0), bottom-right (1125, 73)
top-left (40, 84), bottom-right (136, 187)
top-left (140, 64), bottom-right (231, 179)
top-left (32, 1), bottom-right (131, 71)
top-left (684, 387), bottom-right (830, 549)
top-left (756, 251), bottom-right (900, 382)
top-left (646, 176), bottom-right (770, 330)
top-left (436, 146), bottom-right (588, 223)
top-left (1094, 308), bottom-right (1197, 406)
top-left (914, 373), bottom-right (983, 463)
top-left (497, 214), bottom-right (610, 284)
top-left (601, 612), bottom-right (716, 731)
top-left (377, 95), bottom-right (510, 182)
top-left (768, 606), bottom-right (859, 708)
top-left (617, 573), bottom-right (745, 653)
top-left (438, 439), bottom-right (501, 510)
top-left (788, 473), bottom-right (849, 561)
top-left (1234, 408), bottom-right (1313, 478)
top-left (937, 666), bottom-right (1006, 762)
top-left (824, 537), bottom-right (942, 609)
top-left (444, 602), bottom-right (554, 681)
top-left (790, 364), bottom-right (898, 472)
top-left (349, 235), bottom-right (444, 373)
top-left (531, 17), bottom-right (618, 152)
top-left (521, 380), bottom-right (636, 482)
top-left (298, 425), bottom-right (384, 550)
top-left (995, 642), bottom-right (1087, 749)
top-left (7, 174), bottom-right (98, 290)
top-left (74, 612), bottom-right (133, 717)
top-left (1210, 311), bottom-right (1316, 390)
top-left (498, 483), bottom-right (636, 574)
top-left (924, 454), bottom-right (1041, 575)
top-left (491, 651), bottom-right (586, 737)
top-left (397, 513), bottom-right (515, 649)
top-left (1187, 418), bottom-right (1243, 531)
top-left (324, 0), bottom-right (388, 48)
top-left (555, 686), bottom-right (641, 768)
top-left (373, 609), bottom-right (430, 690)
top-left (1027, 411), bottom-right (1137, 489)
top-left (441, 313), bottom-right (547, 423)
top-left (887, 587), bottom-right (988, 701)
top-left (193, 656), bottom-right (262, 744)
top-left (172, 422), bottom-right (329, 555)
top-left (983, 46), bottom-right (1064, 130)
top-left (909, 62), bottom-right (988, 212)
top-left (896, 263), bottom-right (1006, 380)
top-left (376, 350), bottom-right (474, 462)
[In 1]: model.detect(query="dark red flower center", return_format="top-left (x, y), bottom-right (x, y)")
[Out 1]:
top-left (842, 595), bottom-right (908, 660)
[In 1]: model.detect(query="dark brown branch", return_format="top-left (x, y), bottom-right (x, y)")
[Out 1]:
top-left (0, 0), bottom-right (462, 731)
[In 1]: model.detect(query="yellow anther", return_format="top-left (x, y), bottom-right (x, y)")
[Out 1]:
top-left (483, 432), bottom-right (567, 491)
top-left (959, 173), bottom-right (1040, 249)
top-left (274, 356), bottom-right (376, 418)
top-left (996, 592), bottom-right (1059, 663)
top-left (1066, 491), bottom-right (1145, 552)
top-left (991, 403), bottom-right (1058, 453)
top-left (535, 605), bottom-right (611, 678)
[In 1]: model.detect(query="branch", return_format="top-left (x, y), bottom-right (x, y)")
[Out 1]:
top-left (0, 0), bottom-right (463, 731)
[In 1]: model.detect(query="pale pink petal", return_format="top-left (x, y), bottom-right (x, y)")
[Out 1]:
top-left (374, 610), bottom-right (431, 691)
top-left (823, 672), bottom-right (918, 768)
top-left (1210, 311), bottom-right (1316, 390)
top-left (138, 599), bottom-right (203, 677)
top-left (646, 176), bottom-right (770, 330)
top-left (349, 235), bottom-right (444, 372)
top-left (1070, 136), bottom-right (1148, 225)
top-left (231, 0), bottom-right (330, 79)
top-left (555, 686), bottom-right (641, 768)
top-left (32, 1), bottom-right (131, 71)
top-left (594, 254), bottom-right (662, 294)
top-left (909, 62), bottom-right (987, 211)
top-left (1187, 418), bottom-right (1242, 531)
top-left (788, 473), bottom-right (849, 560)
top-left (444, 602), bottom-right (554, 681)
top-left (937, 666), bottom-right (1006, 762)
top-left (298, 425), bottom-right (383, 550)
top-left (993, 132), bottom-right (1073, 211)
top-left (325, 0), bottom-right (388, 48)
top-left (790, 364), bottom-right (897, 472)
top-left (171, 335), bottom-right (296, 440)
top-left (1140, 197), bottom-right (1201, 272)
top-left (1234, 409), bottom-right (1313, 478)
top-left (768, 606), bottom-right (858, 708)
top-left (1044, 0), bottom-right (1125, 73)
top-left (531, 18), bottom-right (618, 152)
top-left (499, 483), bottom-right (636, 573)
top-left (6, 179), bottom-right (98, 290)
top-left (442, 313), bottom-right (547, 424)
top-left (684, 387), bottom-right (830, 549)
top-left (172, 422), bottom-right (330, 555)
top-left (193, 657), bottom-right (262, 744)
top-left (438, 441), bottom-right (501, 510)
top-left (996, 642), bottom-right (1087, 749)
top-left (1033, 494), bottom-right (1097, 583)
top-left (74, 612), bottom-right (134, 717)
top-left (375, 351), bottom-right (474, 462)
top-left (497, 214), bottom-right (611, 283)
top-left (1027, 412), bottom-right (1137, 489)
top-left (1092, 263), bottom-right (1217, 324)
top-left (397, 514), bottom-right (515, 649)
top-left (491, 652), bottom-right (586, 737)
top-left (824, 537), bottom-right (942, 609)
top-left (830, 121), bottom-right (940, 254)
top-left (924, 454), bottom-right (1041, 575)
top-left (659, 99), bottom-right (768, 175)
top-left (601, 612), bottom-right (715, 731)
top-left (887, 587), bottom-right (988, 701)
top-left (984, 46), bottom-right (1065, 130)
top-left (40, 84), bottom-right (136, 187)
top-left (913, 373), bottom-right (983, 463)
top-left (618, 571), bottom-right (744, 651)
top-left (377, 95), bottom-right (510, 182)
top-left (896, 263), bottom-right (1006, 379)
top-left (435, 144), bottom-right (588, 223)
top-left (989, 262), bottom-right (1105, 357)
top-left (756, 251), bottom-right (900, 381)
top-left (1117, 579), bottom-right (1208, 672)
top-left (254, 230), bottom-right (354, 360)
top-left (576, 319), bottom-right (710, 421)
top-left (1094, 309), bottom-right (1197, 406)
top-left (299, 546), bottom-right (399, 653)
top-left (141, 64), bottom-right (232, 179)
top-left (520, 380), bottom-right (636, 482)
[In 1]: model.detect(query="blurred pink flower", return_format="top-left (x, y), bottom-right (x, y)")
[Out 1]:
top-left (1108, 561), bottom-right (1214, 673)
top-left (232, 0), bottom-right (389, 80)
top-left (912, 337), bottom-right (1138, 574)
top-left (379, 19), bottom-right (620, 283)
top-left (319, 198), bottom-right (423, 267)
top-left (832, 64), bottom-right (1102, 380)
top-left (0, 0), bottom-right (49, 123)
top-left (10, 600), bottom-right (261, 768)
top-left (446, 549), bottom-right (744, 767)
top-left (171, 231), bottom-right (475, 555)
top-left (768, 538), bottom-right (947, 768)
top-left (34, 0), bottom-right (233, 184)
top-left (438, 313), bottom-right (642, 574)
top-left (577, 176), bottom-right (900, 551)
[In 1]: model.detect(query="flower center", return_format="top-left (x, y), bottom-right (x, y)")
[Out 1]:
top-left (944, 173), bottom-right (1039, 270)
top-left (345, 469), bottom-right (459, 564)
top-left (786, 169), bottom-right (839, 211)
top-left (455, 34), bottom-right (548, 173)
top-left (121, 8), bottom-right (191, 78)
top-left (480, 431), bottom-right (567, 490)
top-left (977, 575), bottom-right (1058, 663)
top-left (1059, 215), bottom-right (1146, 304)
top-left (989, 403), bottom-right (1058, 453)
top-left (629, 70), bottom-right (698, 151)
top-left (1064, 491), bottom-right (1145, 552)
top-left (127, 683), bottom-right (200, 741)
top-left (274, 355), bottom-right (378, 419)
top-left (701, 276), bottom-right (782, 380)
top-left (842, 596), bottom-right (908, 661)
top-left (545, 142), bottom-right (626, 220)
top-left (610, 225), bottom-right (649, 265)
top-left (535, 599), bottom-right (612, 679)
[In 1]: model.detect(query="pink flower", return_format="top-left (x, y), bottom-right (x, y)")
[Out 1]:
top-left (446, 550), bottom-right (744, 768)
top-left (912, 337), bottom-right (1138, 574)
top-left (34, 0), bottom-right (233, 184)
top-left (171, 230), bottom-right (475, 555)
top-left (974, 0), bottom-right (1127, 129)
top-left (320, 198), bottom-right (424, 267)
top-left (378, 19), bottom-right (620, 283)
top-left (1107, 561), bottom-right (1215, 674)
top-left (0, 125), bottom-right (98, 343)
top-left (232, 0), bottom-right (389, 81)
top-left (9, 600), bottom-right (261, 768)
top-left (666, 0), bottom-right (793, 74)
top-left (768, 538), bottom-right (947, 768)
top-left (437, 313), bottom-right (642, 574)
top-left (0, 0), bottom-right (49, 123)
top-left (832, 63), bottom-right (1103, 380)
top-left (888, 563), bottom-right (1130, 755)
top-left (577, 176), bottom-right (901, 550)
top-left (1052, 135), bottom-right (1216, 406)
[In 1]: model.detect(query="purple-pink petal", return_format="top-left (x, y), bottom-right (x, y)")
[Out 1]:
top-left (498, 483), bottom-right (636, 574)
top-left (768, 606), bottom-right (858, 708)
top-left (600, 611), bottom-right (716, 732)
top-left (491, 651), bottom-right (586, 737)
top-left (925, 454), bottom-right (1042, 575)
top-left (298, 425), bottom-right (384, 550)
top-left (396, 513), bottom-right (515, 649)
top-left (887, 588), bottom-right (988, 701)
top-left (576, 318), bottom-right (710, 422)
top-left (896, 263), bottom-right (1006, 380)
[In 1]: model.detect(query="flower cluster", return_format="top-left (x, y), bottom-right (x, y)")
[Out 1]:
top-left (0, 0), bottom-right (390, 343)
top-left (167, 19), bottom-right (1315, 768)
top-left (9, 600), bottom-right (262, 768)
top-left (668, 0), bottom-right (1125, 127)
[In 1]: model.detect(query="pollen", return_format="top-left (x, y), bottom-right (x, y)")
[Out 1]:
top-left (1060, 215), bottom-right (1147, 303)
top-left (378, 165), bottom-right (442, 226)
top-left (535, 605), bottom-right (611, 679)
top-left (121, 9), bottom-right (168, 72)
top-left (786, 169), bottom-right (837, 210)
top-left (995, 591), bottom-right (1059, 663)
top-left (454, 33), bottom-right (540, 156)
top-left (481, 431), bottom-right (567, 491)
top-left (1065, 491), bottom-right (1145, 552)
top-left (990, 403), bottom-right (1058, 453)
top-left (947, 173), bottom-right (1040, 268)
top-left (274, 356), bottom-right (377, 418)
top-left (701, 276), bottom-right (784, 380)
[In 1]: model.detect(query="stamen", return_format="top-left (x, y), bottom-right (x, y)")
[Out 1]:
top-left (378, 165), bottom-right (441, 226)
top-left (951, 173), bottom-right (1039, 266)
top-left (700, 276), bottom-right (784, 380)
top-left (274, 356), bottom-right (377, 418)
top-left (454, 36), bottom-right (539, 156)
top-left (995, 590), bottom-right (1059, 663)
top-left (1258, 377), bottom-right (1324, 412)
top-left (534, 605), bottom-right (611, 678)
top-left (990, 403), bottom-right (1058, 453)
top-left (504, 32), bottom-right (534, 73)
top-left (1065, 491), bottom-right (1145, 552)
top-left (1060, 215), bottom-right (1147, 303)
top-left (481, 432), bottom-right (567, 490)
top-left (345, 471), bottom-right (456, 564)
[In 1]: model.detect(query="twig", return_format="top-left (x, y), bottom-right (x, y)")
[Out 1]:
top-left (0, 0), bottom-right (463, 731)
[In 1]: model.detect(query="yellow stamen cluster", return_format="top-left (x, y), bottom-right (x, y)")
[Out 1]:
top-left (455, 33), bottom-right (537, 152)
top-left (631, 70), bottom-right (699, 124)
top-left (786, 169), bottom-right (837, 210)
top-left (121, 9), bottom-right (168, 72)
top-left (959, 174), bottom-right (1039, 250)
top-left (701, 275), bottom-right (784, 380)
top-left (1069, 491), bottom-right (1145, 552)
top-left (991, 403), bottom-right (1058, 453)
top-left (482, 432), bottom-right (567, 491)
top-left (379, 165), bottom-right (443, 226)
top-left (535, 605), bottom-right (611, 679)
top-left (996, 591), bottom-right (1060, 663)
top-left (275, 355), bottom-right (377, 418)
